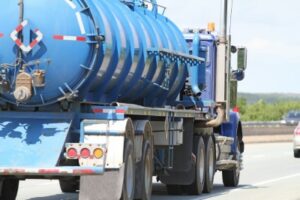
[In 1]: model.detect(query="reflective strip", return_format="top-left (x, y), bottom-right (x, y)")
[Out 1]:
top-left (10, 20), bottom-right (43, 53)
top-left (116, 109), bottom-right (126, 114)
top-left (0, 167), bottom-right (104, 176)
top-left (10, 31), bottom-right (18, 41)
top-left (73, 169), bottom-right (95, 174)
top-left (92, 108), bottom-right (126, 114)
top-left (29, 29), bottom-right (43, 48)
top-left (38, 169), bottom-right (60, 174)
top-left (17, 20), bottom-right (28, 31)
top-left (53, 35), bottom-right (86, 42)
top-left (15, 39), bottom-right (22, 47)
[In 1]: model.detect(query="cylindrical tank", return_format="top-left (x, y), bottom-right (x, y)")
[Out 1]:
top-left (0, 0), bottom-right (188, 107)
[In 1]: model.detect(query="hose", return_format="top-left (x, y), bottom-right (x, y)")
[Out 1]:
top-left (206, 104), bottom-right (226, 127)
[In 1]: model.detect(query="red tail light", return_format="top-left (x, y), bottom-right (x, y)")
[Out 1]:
top-left (294, 127), bottom-right (300, 135)
top-left (80, 148), bottom-right (91, 158)
top-left (67, 148), bottom-right (77, 159)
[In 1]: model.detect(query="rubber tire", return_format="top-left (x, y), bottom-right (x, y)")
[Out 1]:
top-left (59, 179), bottom-right (79, 193)
top-left (0, 179), bottom-right (19, 200)
top-left (134, 140), bottom-right (153, 200)
top-left (141, 141), bottom-right (153, 200)
top-left (121, 139), bottom-right (135, 200)
top-left (222, 143), bottom-right (241, 187)
top-left (222, 170), bottom-right (239, 187)
top-left (183, 136), bottom-right (205, 195)
top-left (294, 149), bottom-right (300, 158)
top-left (203, 136), bottom-right (216, 193)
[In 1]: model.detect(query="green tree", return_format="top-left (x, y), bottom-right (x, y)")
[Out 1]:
top-left (237, 98), bottom-right (300, 121)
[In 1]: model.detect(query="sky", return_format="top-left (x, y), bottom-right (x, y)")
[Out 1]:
top-left (158, 0), bottom-right (300, 94)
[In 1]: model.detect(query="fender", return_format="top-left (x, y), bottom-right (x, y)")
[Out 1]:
top-left (220, 111), bottom-right (243, 153)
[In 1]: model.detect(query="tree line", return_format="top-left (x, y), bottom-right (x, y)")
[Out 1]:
top-left (237, 98), bottom-right (300, 121)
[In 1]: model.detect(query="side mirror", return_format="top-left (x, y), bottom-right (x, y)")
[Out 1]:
top-left (237, 47), bottom-right (247, 70)
top-left (231, 70), bottom-right (245, 81)
top-left (231, 45), bottom-right (237, 54)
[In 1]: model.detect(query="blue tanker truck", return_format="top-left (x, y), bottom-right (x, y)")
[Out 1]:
top-left (0, 0), bottom-right (247, 199)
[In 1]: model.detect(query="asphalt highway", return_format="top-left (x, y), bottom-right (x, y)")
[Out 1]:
top-left (16, 142), bottom-right (300, 200)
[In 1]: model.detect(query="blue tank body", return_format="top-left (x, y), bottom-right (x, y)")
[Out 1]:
top-left (0, 0), bottom-right (188, 107)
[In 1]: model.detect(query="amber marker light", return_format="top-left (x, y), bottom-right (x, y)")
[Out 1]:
top-left (94, 148), bottom-right (104, 159)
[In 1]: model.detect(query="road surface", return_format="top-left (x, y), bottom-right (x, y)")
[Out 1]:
top-left (16, 142), bottom-right (300, 200)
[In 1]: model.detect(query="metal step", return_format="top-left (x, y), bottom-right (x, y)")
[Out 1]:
top-left (216, 160), bottom-right (238, 170)
top-left (215, 135), bottom-right (234, 144)
top-left (215, 135), bottom-right (234, 160)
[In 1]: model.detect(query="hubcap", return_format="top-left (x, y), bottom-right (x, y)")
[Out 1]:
top-left (126, 154), bottom-right (134, 198)
top-left (208, 143), bottom-right (214, 180)
top-left (144, 151), bottom-right (152, 197)
top-left (199, 146), bottom-right (205, 184)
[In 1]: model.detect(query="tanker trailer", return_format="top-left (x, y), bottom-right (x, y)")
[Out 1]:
top-left (0, 0), bottom-right (247, 199)
top-left (0, 0), bottom-right (187, 107)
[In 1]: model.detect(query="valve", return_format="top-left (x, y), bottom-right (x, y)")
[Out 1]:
top-left (14, 86), bottom-right (31, 102)
top-left (13, 72), bottom-right (32, 102)
top-left (32, 70), bottom-right (45, 87)
top-left (0, 68), bottom-right (11, 93)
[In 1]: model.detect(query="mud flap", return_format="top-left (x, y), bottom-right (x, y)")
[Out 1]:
top-left (79, 165), bottom-right (124, 200)
top-left (0, 112), bottom-right (73, 168)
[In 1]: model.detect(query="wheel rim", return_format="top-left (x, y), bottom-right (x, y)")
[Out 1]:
top-left (144, 150), bottom-right (152, 197)
top-left (126, 154), bottom-right (134, 198)
top-left (199, 145), bottom-right (205, 184)
top-left (208, 142), bottom-right (214, 181)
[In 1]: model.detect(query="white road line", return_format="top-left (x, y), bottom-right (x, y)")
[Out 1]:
top-left (76, 12), bottom-right (86, 34)
top-left (201, 173), bottom-right (300, 198)
top-left (247, 151), bottom-right (292, 160)
top-left (255, 173), bottom-right (300, 186)
top-left (64, 0), bottom-right (76, 10)
top-left (230, 173), bottom-right (300, 194)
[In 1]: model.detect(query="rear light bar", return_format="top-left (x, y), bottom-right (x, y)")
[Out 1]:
top-left (65, 143), bottom-right (106, 160)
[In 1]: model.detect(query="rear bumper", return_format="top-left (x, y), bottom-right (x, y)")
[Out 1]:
top-left (0, 166), bottom-right (104, 176)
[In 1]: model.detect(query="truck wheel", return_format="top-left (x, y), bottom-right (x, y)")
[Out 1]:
top-left (294, 149), bottom-right (300, 158)
top-left (59, 179), bottom-right (79, 193)
top-left (141, 141), bottom-right (153, 200)
top-left (222, 144), bottom-right (241, 187)
top-left (121, 139), bottom-right (135, 200)
top-left (203, 135), bottom-right (216, 193)
top-left (134, 140), bottom-right (153, 200)
top-left (183, 136), bottom-right (205, 195)
top-left (0, 179), bottom-right (19, 200)
top-left (222, 169), bottom-right (239, 187)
